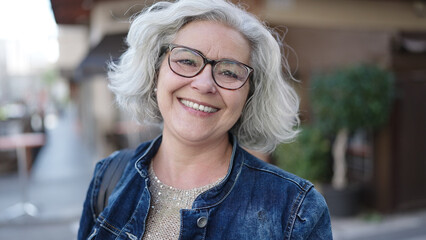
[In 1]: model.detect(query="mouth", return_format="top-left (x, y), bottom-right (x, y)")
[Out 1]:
top-left (179, 99), bottom-right (219, 113)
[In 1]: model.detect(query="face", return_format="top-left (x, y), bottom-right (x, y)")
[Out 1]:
top-left (156, 20), bottom-right (251, 146)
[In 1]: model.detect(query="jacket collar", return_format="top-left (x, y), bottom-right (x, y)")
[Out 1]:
top-left (134, 134), bottom-right (163, 178)
top-left (134, 134), bottom-right (244, 209)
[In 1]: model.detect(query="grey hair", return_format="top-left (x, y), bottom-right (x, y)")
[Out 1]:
top-left (108, 0), bottom-right (300, 153)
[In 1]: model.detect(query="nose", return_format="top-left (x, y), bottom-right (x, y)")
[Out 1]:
top-left (190, 64), bottom-right (217, 94)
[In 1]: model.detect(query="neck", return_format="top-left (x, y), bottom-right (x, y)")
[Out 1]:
top-left (152, 133), bottom-right (232, 189)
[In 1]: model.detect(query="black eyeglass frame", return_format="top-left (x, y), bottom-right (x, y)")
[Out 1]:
top-left (166, 44), bottom-right (253, 90)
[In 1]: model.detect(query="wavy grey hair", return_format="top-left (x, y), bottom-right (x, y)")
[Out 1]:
top-left (108, 0), bottom-right (300, 153)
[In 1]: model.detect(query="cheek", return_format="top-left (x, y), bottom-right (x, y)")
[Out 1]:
top-left (224, 87), bottom-right (249, 116)
top-left (156, 63), bottom-right (177, 99)
top-left (236, 88), bottom-right (250, 118)
top-left (156, 59), bottom-right (190, 92)
top-left (155, 62), bottom-right (172, 113)
top-left (236, 85), bottom-right (250, 110)
top-left (156, 59), bottom-right (169, 87)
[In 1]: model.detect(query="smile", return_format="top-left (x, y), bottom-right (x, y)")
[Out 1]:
top-left (180, 99), bottom-right (219, 113)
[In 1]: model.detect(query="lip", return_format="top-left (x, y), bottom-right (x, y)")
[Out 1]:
top-left (178, 97), bottom-right (220, 114)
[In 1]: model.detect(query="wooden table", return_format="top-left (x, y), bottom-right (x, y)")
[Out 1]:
top-left (0, 133), bottom-right (45, 219)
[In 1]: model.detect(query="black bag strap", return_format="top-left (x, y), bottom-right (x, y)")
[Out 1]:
top-left (95, 149), bottom-right (134, 217)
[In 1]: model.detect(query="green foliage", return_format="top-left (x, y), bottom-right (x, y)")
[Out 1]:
top-left (310, 64), bottom-right (395, 135)
top-left (274, 126), bottom-right (332, 183)
top-left (0, 107), bottom-right (6, 121)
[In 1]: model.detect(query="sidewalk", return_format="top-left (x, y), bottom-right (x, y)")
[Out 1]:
top-left (332, 209), bottom-right (426, 240)
top-left (0, 105), bottom-right (95, 240)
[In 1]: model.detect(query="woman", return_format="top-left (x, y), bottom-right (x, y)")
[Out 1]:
top-left (78, 0), bottom-right (332, 239)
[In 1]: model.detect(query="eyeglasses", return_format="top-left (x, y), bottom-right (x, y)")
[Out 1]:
top-left (167, 44), bottom-right (253, 90)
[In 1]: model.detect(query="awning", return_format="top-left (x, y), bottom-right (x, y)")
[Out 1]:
top-left (74, 33), bottom-right (127, 81)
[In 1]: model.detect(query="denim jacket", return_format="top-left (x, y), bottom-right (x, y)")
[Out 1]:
top-left (78, 135), bottom-right (333, 240)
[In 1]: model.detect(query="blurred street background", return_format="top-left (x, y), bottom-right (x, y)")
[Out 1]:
top-left (1, 0), bottom-right (425, 239)
top-left (0, 105), bottom-right (93, 239)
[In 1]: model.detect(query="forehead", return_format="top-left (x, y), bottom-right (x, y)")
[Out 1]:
top-left (173, 20), bottom-right (251, 64)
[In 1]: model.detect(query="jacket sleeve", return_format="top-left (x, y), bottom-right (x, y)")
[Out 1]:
top-left (306, 206), bottom-right (333, 240)
top-left (77, 160), bottom-right (106, 240)
top-left (291, 187), bottom-right (333, 240)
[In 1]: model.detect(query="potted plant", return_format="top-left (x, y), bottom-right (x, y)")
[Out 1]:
top-left (310, 64), bottom-right (395, 216)
top-left (273, 125), bottom-right (332, 186)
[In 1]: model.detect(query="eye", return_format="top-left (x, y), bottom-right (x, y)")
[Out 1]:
top-left (215, 61), bottom-right (247, 82)
top-left (170, 49), bottom-right (202, 70)
top-left (176, 59), bottom-right (197, 67)
top-left (220, 70), bottom-right (239, 79)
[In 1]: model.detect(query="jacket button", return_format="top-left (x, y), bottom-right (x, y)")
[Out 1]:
top-left (197, 216), bottom-right (208, 228)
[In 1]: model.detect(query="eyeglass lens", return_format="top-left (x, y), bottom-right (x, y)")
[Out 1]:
top-left (168, 46), bottom-right (250, 90)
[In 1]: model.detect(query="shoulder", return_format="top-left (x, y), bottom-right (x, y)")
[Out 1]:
top-left (238, 148), bottom-right (332, 238)
top-left (239, 147), bottom-right (328, 208)
top-left (292, 187), bottom-right (332, 239)
top-left (93, 139), bottom-right (154, 179)
top-left (239, 147), bottom-right (313, 192)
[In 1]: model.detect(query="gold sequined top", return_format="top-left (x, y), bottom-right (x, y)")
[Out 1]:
top-left (143, 164), bottom-right (224, 240)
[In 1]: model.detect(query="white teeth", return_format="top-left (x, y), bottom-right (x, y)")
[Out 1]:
top-left (180, 99), bottom-right (218, 113)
